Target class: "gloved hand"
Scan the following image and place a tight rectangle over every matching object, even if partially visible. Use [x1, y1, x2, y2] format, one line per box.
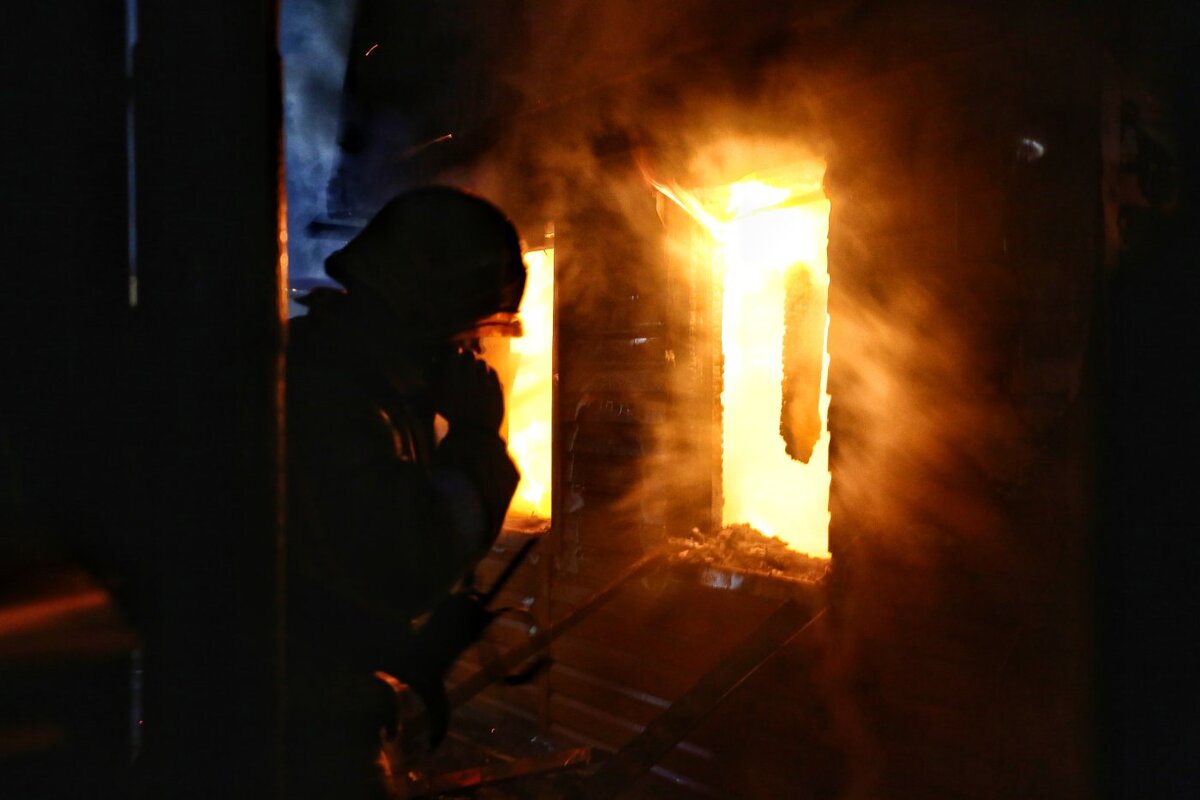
[386, 541, 539, 750]
[432, 350, 505, 435]
[393, 589, 495, 749]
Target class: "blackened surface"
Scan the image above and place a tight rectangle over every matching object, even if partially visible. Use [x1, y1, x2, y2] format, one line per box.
[1, 4, 132, 795]
[1098, 3, 1200, 794]
[0, 567, 138, 798]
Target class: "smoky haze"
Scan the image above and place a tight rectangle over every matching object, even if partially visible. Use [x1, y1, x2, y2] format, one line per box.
[281, 0, 358, 283]
[455, 6, 1073, 797]
[452, 0, 1033, 559]
[281, 3, 1099, 794]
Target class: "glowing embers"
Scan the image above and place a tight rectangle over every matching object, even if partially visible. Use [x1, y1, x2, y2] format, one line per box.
[661, 163, 831, 556]
[482, 247, 554, 524]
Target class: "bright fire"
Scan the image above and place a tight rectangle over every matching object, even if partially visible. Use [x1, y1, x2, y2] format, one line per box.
[499, 247, 554, 520]
[659, 165, 831, 556]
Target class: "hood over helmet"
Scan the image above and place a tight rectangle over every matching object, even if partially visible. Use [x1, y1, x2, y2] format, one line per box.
[325, 186, 526, 340]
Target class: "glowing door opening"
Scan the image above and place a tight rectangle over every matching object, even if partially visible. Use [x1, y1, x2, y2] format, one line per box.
[657, 161, 831, 556]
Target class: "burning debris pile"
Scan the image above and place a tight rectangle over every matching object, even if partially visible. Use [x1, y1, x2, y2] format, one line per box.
[671, 524, 829, 584]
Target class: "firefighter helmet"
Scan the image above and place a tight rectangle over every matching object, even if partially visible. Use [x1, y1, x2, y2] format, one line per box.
[325, 186, 526, 339]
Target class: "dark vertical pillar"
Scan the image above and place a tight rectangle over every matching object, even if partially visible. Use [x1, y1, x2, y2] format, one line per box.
[1097, 4, 1200, 794]
[133, 2, 284, 797]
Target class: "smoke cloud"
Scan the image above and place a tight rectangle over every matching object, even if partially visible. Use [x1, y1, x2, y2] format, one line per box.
[453, 5, 1077, 796]
[280, 0, 358, 284]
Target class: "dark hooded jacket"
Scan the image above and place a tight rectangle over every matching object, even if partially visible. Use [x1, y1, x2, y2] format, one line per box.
[285, 290, 518, 668]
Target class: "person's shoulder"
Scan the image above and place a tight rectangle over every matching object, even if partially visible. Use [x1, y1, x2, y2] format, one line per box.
[286, 316, 328, 381]
[287, 322, 367, 412]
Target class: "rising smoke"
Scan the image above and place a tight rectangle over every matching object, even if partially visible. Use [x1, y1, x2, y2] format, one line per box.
[280, 0, 358, 285]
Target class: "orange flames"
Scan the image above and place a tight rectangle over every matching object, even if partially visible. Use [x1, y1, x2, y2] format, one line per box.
[485, 247, 554, 522]
[489, 160, 831, 555]
[658, 162, 832, 556]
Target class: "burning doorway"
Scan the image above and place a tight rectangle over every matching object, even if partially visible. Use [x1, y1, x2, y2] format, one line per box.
[655, 159, 832, 557]
[480, 231, 556, 528]
[485, 152, 832, 560]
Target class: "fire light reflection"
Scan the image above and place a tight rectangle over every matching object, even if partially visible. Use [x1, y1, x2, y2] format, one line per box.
[487, 247, 554, 521]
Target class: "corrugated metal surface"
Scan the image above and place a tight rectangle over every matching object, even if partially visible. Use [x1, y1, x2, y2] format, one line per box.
[441, 535, 838, 797]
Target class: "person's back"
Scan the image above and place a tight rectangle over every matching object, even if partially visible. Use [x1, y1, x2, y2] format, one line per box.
[284, 187, 526, 797]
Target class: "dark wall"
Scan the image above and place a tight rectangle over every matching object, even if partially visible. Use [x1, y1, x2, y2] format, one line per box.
[822, 3, 1200, 798]
[0, 2, 131, 571]
[1097, 2, 1200, 795]
[2, 2, 286, 798]
[821, 6, 1105, 797]
[1, 9, 134, 794]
